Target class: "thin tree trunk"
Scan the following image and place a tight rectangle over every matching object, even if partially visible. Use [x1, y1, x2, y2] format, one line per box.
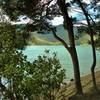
[70, 47, 83, 94]
[57, 0, 83, 95]
[51, 27, 83, 94]
[76, 0, 97, 89]
[90, 34, 97, 89]
[44, 0, 83, 95]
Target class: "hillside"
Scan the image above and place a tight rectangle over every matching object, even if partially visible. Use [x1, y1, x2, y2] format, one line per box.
[30, 25, 69, 43]
[28, 25, 73, 45]
[29, 32, 90, 45]
[28, 35, 61, 45]
[28, 25, 97, 45]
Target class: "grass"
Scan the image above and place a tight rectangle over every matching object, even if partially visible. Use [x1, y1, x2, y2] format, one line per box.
[27, 36, 61, 45]
[62, 70, 100, 100]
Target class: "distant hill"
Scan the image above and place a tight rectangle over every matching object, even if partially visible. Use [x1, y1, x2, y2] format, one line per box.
[30, 25, 69, 42]
[29, 25, 85, 45]
[28, 35, 61, 45]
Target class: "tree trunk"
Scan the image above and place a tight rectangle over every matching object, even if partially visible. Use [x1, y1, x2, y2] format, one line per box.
[90, 34, 97, 89]
[76, 0, 97, 90]
[46, 0, 83, 95]
[57, 0, 83, 95]
[52, 26, 83, 95]
[70, 47, 83, 94]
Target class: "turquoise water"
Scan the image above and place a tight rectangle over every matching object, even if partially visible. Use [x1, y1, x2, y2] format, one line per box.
[22, 45, 100, 80]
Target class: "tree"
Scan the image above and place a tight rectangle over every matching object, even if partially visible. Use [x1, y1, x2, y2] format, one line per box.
[0, 0, 83, 95]
[0, 22, 66, 99]
[75, 0, 100, 89]
[21, 51, 66, 100]
[56, 0, 83, 95]
[0, 22, 29, 99]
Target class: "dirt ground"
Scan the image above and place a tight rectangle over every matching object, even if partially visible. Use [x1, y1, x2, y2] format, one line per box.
[61, 71, 100, 100]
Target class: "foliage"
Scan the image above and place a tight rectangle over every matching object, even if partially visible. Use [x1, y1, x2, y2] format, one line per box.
[20, 51, 66, 100]
[0, 22, 29, 49]
[77, 26, 88, 34]
[95, 36, 100, 50]
[93, 21, 100, 34]
[0, 22, 65, 100]
[0, 50, 65, 99]
[89, 21, 100, 50]
[0, 0, 60, 32]
[0, 0, 84, 94]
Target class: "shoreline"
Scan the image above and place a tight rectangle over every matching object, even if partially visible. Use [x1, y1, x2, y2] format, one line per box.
[64, 70, 100, 99]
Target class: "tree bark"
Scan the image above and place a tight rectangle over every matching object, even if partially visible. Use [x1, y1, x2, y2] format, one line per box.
[70, 47, 83, 94]
[90, 34, 97, 89]
[44, 0, 83, 95]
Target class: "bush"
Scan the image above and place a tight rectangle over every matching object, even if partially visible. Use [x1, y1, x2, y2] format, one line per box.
[0, 49, 66, 100]
[21, 51, 66, 100]
[0, 22, 66, 100]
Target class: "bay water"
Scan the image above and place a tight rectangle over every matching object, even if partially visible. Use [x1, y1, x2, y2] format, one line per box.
[22, 45, 100, 80]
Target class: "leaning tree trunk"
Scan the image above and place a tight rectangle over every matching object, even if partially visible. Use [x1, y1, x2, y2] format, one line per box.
[77, 0, 97, 89]
[55, 0, 83, 95]
[51, 27, 83, 95]
[44, 0, 83, 95]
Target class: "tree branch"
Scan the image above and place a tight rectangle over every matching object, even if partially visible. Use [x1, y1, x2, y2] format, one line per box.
[74, 22, 88, 26]
[42, 22, 70, 52]
[51, 29, 70, 52]
[0, 82, 15, 100]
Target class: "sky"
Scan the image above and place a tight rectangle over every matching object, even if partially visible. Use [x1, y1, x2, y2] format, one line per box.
[50, 0, 100, 26]
[51, 16, 64, 26]
[2, 0, 99, 26]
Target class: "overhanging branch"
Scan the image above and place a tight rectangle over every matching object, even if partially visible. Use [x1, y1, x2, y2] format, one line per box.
[42, 21, 70, 52]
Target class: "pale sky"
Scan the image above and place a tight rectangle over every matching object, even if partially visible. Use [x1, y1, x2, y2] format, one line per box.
[51, 16, 64, 26]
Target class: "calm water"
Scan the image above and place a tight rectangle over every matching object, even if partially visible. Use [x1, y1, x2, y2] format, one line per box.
[22, 45, 100, 80]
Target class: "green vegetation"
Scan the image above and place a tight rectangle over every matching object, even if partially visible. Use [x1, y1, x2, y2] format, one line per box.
[94, 21, 100, 50]
[0, 22, 65, 100]
[28, 35, 61, 45]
